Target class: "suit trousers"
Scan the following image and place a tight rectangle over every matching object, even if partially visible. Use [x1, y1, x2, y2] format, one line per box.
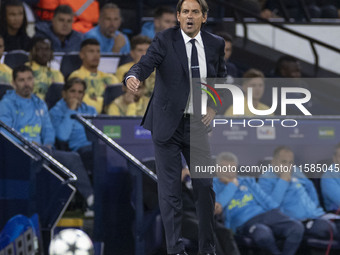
[153, 115, 216, 254]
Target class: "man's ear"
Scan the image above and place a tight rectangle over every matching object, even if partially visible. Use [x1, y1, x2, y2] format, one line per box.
[61, 90, 66, 99]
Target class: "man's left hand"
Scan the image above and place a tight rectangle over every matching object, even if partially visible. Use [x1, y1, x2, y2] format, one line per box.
[201, 106, 216, 126]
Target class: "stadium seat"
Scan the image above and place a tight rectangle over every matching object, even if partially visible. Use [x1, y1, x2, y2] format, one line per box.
[4, 50, 29, 69]
[45, 83, 64, 109]
[0, 84, 13, 101]
[60, 53, 82, 79]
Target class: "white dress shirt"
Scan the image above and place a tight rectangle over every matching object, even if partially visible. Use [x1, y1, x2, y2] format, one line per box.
[181, 29, 208, 115]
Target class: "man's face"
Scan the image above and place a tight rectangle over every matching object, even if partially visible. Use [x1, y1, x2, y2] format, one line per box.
[6, 5, 24, 31]
[242, 77, 265, 101]
[33, 41, 52, 66]
[154, 13, 176, 32]
[280, 61, 301, 78]
[224, 41, 232, 61]
[0, 38, 4, 58]
[52, 13, 73, 37]
[333, 148, 340, 165]
[272, 149, 294, 174]
[177, 0, 207, 38]
[80, 44, 100, 69]
[13, 71, 34, 98]
[63, 82, 85, 104]
[99, 8, 121, 38]
[130, 43, 150, 63]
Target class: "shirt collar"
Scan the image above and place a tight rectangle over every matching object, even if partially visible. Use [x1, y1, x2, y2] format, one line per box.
[180, 29, 203, 47]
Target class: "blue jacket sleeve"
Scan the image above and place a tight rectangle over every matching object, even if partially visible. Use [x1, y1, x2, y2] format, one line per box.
[49, 106, 77, 142]
[321, 171, 340, 209]
[258, 176, 289, 205]
[247, 178, 279, 210]
[0, 98, 20, 143]
[0, 98, 14, 127]
[213, 178, 238, 209]
[40, 103, 55, 146]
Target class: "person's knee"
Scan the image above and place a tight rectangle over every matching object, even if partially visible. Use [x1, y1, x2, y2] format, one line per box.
[288, 220, 304, 241]
[248, 224, 274, 244]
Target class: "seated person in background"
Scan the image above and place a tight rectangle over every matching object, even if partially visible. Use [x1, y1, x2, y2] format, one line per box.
[274, 55, 302, 78]
[215, 32, 239, 79]
[141, 6, 177, 40]
[59, 0, 99, 34]
[49, 77, 96, 173]
[26, 37, 64, 100]
[321, 142, 340, 212]
[116, 35, 155, 97]
[85, 3, 130, 54]
[225, 69, 272, 116]
[35, 5, 84, 52]
[258, 146, 340, 240]
[0, 65, 94, 214]
[106, 81, 149, 116]
[0, 0, 32, 52]
[0, 35, 12, 85]
[214, 152, 304, 255]
[68, 38, 120, 113]
[181, 166, 241, 255]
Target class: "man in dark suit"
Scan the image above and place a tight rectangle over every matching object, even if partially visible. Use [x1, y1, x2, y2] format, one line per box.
[125, 0, 226, 254]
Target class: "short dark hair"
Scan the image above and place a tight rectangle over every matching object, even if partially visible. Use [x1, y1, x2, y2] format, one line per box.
[54, 5, 74, 17]
[100, 3, 120, 16]
[154, 6, 175, 19]
[273, 145, 293, 159]
[64, 77, 87, 91]
[215, 32, 233, 43]
[275, 55, 299, 74]
[12, 65, 33, 81]
[80, 38, 100, 50]
[176, 0, 209, 16]
[131, 35, 151, 50]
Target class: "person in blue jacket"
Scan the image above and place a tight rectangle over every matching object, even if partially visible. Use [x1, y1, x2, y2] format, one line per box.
[141, 6, 177, 40]
[0, 65, 94, 215]
[214, 152, 304, 255]
[258, 146, 340, 240]
[84, 3, 130, 54]
[49, 77, 97, 172]
[321, 143, 340, 212]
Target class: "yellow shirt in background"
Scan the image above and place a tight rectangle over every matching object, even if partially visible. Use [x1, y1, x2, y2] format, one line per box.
[116, 62, 155, 97]
[107, 95, 150, 116]
[0, 63, 12, 85]
[69, 65, 120, 113]
[225, 100, 273, 116]
[27, 61, 64, 100]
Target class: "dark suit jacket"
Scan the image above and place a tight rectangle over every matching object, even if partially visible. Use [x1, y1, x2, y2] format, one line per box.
[126, 26, 226, 142]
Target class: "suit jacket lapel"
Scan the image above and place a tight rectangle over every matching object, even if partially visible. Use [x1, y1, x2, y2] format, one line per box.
[172, 28, 189, 77]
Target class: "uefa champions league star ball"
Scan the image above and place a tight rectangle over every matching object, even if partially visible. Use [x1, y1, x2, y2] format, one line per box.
[49, 228, 94, 255]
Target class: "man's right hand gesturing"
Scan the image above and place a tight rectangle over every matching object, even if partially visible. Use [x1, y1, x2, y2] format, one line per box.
[126, 76, 140, 93]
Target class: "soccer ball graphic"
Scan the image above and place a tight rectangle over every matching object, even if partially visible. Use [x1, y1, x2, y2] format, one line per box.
[49, 229, 94, 255]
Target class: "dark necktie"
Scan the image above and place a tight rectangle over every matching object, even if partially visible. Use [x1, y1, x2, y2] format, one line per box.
[190, 39, 201, 116]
